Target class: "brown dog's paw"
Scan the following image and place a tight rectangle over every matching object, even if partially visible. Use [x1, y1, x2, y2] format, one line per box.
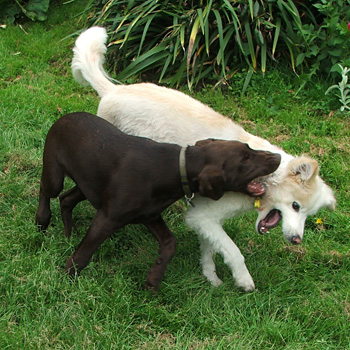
[35, 215, 51, 232]
[65, 257, 80, 277]
[145, 272, 162, 292]
[144, 280, 159, 293]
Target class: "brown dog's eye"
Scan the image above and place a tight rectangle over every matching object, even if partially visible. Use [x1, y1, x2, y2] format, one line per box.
[242, 153, 250, 161]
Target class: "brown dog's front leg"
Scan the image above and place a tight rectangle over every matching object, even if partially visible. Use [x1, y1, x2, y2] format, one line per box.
[59, 186, 86, 238]
[65, 210, 117, 276]
[144, 216, 176, 290]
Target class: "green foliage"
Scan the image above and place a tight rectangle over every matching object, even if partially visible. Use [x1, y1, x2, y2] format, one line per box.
[88, 0, 305, 88]
[0, 0, 51, 23]
[326, 64, 350, 112]
[295, 0, 350, 84]
[87, 0, 350, 88]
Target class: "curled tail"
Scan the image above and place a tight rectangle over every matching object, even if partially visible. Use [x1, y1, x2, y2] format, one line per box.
[72, 27, 117, 97]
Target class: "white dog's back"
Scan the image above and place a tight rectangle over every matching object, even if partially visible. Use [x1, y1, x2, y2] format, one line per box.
[72, 27, 277, 150]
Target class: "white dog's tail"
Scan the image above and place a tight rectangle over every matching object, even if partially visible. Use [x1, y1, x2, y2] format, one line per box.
[72, 27, 116, 98]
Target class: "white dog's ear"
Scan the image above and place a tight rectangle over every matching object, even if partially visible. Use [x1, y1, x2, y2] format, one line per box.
[289, 157, 319, 184]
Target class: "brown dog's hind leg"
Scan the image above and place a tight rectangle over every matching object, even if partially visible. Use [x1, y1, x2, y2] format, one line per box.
[35, 165, 64, 231]
[144, 216, 176, 290]
[35, 186, 52, 231]
[59, 186, 86, 238]
[65, 210, 117, 276]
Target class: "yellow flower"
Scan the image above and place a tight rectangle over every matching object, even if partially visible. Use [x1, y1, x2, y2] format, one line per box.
[316, 218, 323, 225]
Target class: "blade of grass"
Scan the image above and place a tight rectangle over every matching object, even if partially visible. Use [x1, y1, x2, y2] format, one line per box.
[119, 2, 160, 48]
[201, 1, 213, 57]
[197, 8, 204, 34]
[241, 69, 254, 95]
[171, 57, 187, 87]
[223, 0, 240, 22]
[213, 9, 226, 76]
[244, 20, 257, 70]
[261, 42, 267, 74]
[283, 35, 297, 74]
[170, 17, 182, 64]
[272, 17, 281, 58]
[187, 14, 201, 89]
[138, 13, 156, 56]
[159, 54, 173, 83]
[117, 45, 168, 79]
[248, 0, 254, 20]
[180, 23, 185, 51]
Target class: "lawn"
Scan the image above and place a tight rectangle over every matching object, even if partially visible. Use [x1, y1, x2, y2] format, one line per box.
[1, 1, 350, 349]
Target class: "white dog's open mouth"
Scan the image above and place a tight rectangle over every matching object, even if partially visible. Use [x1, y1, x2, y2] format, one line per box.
[258, 209, 282, 234]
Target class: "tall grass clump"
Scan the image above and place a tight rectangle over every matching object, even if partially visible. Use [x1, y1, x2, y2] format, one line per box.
[85, 0, 350, 88]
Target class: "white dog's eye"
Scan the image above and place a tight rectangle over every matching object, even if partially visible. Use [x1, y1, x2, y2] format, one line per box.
[292, 201, 300, 212]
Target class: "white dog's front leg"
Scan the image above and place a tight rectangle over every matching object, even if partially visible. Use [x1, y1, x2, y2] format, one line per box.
[186, 206, 255, 292]
[199, 236, 223, 287]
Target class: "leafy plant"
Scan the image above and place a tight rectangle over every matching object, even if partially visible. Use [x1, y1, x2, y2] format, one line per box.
[0, 0, 51, 23]
[85, 0, 350, 89]
[326, 64, 350, 112]
[87, 0, 308, 88]
[295, 0, 350, 81]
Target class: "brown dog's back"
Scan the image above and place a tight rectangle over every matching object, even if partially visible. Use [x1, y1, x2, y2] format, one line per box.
[42, 112, 180, 211]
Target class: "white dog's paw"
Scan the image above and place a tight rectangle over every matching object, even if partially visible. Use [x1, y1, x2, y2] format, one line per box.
[208, 275, 223, 287]
[202, 270, 223, 287]
[235, 274, 255, 292]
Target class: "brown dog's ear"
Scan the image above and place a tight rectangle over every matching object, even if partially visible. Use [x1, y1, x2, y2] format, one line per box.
[198, 165, 225, 200]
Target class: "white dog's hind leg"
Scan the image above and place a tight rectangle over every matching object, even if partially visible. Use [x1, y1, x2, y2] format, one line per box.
[186, 211, 255, 292]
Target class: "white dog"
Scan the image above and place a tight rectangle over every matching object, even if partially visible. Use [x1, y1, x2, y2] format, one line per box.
[71, 27, 336, 291]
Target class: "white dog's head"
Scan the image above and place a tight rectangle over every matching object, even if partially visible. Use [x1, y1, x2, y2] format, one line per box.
[256, 157, 336, 244]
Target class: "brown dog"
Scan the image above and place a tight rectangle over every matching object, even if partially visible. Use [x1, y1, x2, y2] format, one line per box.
[36, 112, 281, 289]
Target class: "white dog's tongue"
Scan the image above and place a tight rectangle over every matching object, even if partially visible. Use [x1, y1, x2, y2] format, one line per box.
[247, 180, 266, 197]
[258, 209, 282, 234]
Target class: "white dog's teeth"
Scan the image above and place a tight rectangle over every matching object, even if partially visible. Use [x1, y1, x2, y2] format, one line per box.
[260, 227, 269, 234]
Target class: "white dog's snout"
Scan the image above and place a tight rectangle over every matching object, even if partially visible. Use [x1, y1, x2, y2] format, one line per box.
[290, 235, 302, 245]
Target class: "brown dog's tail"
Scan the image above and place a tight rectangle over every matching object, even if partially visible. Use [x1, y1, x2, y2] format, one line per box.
[72, 26, 117, 98]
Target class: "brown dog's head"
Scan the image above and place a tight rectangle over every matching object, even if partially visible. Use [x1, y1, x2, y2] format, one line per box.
[194, 139, 281, 200]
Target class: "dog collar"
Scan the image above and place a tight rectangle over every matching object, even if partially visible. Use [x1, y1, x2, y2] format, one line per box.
[179, 147, 195, 207]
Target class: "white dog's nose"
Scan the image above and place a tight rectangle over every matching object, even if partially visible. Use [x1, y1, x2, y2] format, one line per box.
[291, 236, 302, 245]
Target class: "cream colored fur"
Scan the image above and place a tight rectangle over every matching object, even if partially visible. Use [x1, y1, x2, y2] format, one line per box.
[72, 27, 336, 291]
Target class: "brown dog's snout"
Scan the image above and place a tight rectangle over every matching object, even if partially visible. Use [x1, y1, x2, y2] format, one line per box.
[266, 152, 281, 172]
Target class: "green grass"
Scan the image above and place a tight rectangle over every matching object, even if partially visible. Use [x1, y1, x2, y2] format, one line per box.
[1, 1, 350, 349]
